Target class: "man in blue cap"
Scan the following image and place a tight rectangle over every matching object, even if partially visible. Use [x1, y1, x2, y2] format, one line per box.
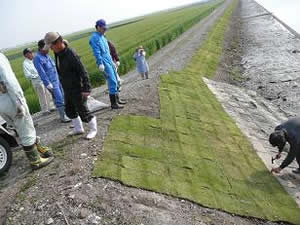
[89, 19, 126, 109]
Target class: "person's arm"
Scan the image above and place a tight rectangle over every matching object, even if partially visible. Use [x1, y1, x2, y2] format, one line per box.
[89, 37, 104, 66]
[108, 41, 119, 62]
[70, 49, 91, 93]
[0, 53, 25, 115]
[33, 57, 50, 87]
[23, 61, 37, 80]
[280, 144, 297, 169]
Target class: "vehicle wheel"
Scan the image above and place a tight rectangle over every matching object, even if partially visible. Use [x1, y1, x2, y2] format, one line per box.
[0, 136, 12, 174]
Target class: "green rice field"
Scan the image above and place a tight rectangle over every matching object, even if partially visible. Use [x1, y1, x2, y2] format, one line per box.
[4, 0, 222, 113]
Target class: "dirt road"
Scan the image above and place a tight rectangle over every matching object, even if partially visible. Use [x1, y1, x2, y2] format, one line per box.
[0, 0, 292, 224]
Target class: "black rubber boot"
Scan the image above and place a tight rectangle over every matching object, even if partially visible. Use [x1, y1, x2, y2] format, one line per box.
[116, 94, 127, 105]
[109, 94, 124, 109]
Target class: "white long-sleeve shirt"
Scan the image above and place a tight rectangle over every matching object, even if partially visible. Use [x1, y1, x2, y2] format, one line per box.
[23, 58, 40, 80]
[0, 52, 25, 106]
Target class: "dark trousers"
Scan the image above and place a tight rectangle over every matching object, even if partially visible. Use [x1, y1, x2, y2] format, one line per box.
[65, 91, 93, 123]
[296, 152, 300, 168]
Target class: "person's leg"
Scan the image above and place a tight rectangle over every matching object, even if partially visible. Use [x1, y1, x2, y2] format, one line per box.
[33, 81, 49, 113]
[106, 64, 123, 109]
[293, 151, 300, 174]
[145, 71, 149, 79]
[0, 95, 53, 169]
[46, 89, 55, 111]
[65, 92, 78, 120]
[52, 83, 70, 123]
[73, 93, 96, 139]
[140, 73, 145, 79]
[67, 92, 85, 136]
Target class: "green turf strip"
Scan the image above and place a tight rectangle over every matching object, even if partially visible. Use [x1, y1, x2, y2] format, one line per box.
[93, 1, 300, 224]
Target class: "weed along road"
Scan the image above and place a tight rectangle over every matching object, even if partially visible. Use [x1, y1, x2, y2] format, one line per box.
[1, 0, 300, 224]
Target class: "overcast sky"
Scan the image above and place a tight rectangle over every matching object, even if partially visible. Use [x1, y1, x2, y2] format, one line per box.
[256, 0, 300, 34]
[1, 0, 300, 50]
[0, 0, 202, 50]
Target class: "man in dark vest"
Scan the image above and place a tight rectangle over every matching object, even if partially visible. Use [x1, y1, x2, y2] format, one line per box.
[269, 117, 300, 174]
[44, 32, 97, 140]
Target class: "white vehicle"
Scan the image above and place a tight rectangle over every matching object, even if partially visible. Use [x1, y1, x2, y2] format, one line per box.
[0, 116, 18, 174]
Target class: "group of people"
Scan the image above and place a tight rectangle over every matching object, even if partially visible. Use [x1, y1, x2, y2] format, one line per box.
[0, 15, 299, 179]
[0, 18, 151, 171]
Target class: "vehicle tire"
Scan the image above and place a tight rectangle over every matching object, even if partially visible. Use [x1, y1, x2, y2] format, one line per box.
[0, 136, 12, 174]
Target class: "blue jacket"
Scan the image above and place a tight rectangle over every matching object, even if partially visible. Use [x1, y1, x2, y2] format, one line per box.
[89, 32, 114, 67]
[33, 52, 60, 87]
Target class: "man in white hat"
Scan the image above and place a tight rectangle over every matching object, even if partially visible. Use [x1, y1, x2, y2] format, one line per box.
[23, 48, 53, 115]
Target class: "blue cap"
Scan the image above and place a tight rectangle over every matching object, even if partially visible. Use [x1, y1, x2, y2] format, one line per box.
[95, 19, 107, 29]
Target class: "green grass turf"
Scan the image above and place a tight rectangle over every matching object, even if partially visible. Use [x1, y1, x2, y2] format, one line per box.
[93, 1, 300, 224]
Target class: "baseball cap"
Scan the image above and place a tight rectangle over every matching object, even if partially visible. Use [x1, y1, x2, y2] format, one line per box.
[23, 48, 32, 56]
[269, 130, 286, 151]
[43, 32, 61, 50]
[95, 19, 107, 29]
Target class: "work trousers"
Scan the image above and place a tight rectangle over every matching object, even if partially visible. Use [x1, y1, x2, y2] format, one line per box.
[31, 79, 52, 112]
[0, 94, 36, 146]
[65, 91, 93, 123]
[103, 62, 118, 95]
[49, 82, 65, 108]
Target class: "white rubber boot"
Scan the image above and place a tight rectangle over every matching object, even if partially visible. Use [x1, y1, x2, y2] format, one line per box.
[86, 116, 97, 140]
[68, 116, 84, 136]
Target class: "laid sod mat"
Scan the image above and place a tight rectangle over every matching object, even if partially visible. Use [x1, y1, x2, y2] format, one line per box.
[94, 1, 300, 224]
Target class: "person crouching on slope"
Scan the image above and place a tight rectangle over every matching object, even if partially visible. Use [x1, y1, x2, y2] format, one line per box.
[89, 19, 125, 109]
[0, 52, 53, 170]
[269, 117, 300, 174]
[44, 32, 97, 140]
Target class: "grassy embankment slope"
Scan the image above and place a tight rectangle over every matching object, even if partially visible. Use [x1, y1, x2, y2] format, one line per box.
[93, 1, 300, 224]
[5, 0, 222, 114]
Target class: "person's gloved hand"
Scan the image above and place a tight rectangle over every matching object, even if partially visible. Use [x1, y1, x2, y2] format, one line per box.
[16, 104, 25, 118]
[98, 64, 105, 72]
[116, 61, 120, 67]
[46, 83, 53, 91]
